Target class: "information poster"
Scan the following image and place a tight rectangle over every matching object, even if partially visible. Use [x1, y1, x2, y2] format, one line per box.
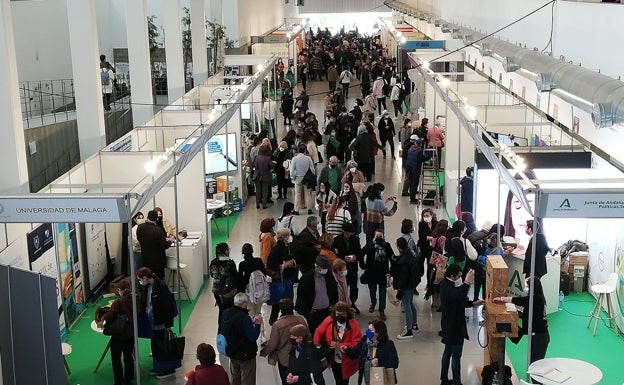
[27, 223, 66, 339]
[55, 223, 84, 324]
[85, 223, 107, 292]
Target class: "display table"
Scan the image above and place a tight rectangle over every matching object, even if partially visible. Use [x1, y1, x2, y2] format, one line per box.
[206, 199, 226, 234]
[528, 357, 602, 385]
[166, 231, 204, 301]
[90, 320, 110, 373]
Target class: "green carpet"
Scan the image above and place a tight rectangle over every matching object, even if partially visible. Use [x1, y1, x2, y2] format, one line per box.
[64, 213, 239, 385]
[506, 292, 624, 384]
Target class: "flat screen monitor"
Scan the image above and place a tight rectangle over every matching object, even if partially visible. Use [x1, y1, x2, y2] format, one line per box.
[175, 133, 238, 173]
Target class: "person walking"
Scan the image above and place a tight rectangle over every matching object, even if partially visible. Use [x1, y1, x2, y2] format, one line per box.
[345, 320, 398, 385]
[394, 237, 419, 339]
[362, 229, 395, 321]
[339, 67, 353, 99]
[289, 144, 315, 215]
[263, 97, 278, 139]
[260, 299, 309, 385]
[439, 265, 483, 385]
[219, 293, 263, 385]
[295, 255, 338, 335]
[327, 64, 339, 92]
[334, 222, 362, 314]
[377, 110, 396, 159]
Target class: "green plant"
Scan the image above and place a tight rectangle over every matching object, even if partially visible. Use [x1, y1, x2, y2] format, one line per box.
[147, 15, 160, 57]
[181, 7, 192, 86]
[206, 19, 226, 74]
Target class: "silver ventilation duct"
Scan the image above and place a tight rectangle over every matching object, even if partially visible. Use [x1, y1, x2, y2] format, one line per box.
[446, 28, 624, 129]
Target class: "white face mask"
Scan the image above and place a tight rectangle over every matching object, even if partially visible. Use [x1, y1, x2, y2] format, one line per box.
[349, 167, 356, 173]
[279, 147, 286, 152]
[454, 277, 463, 287]
[423, 216, 432, 223]
[341, 270, 348, 277]
[380, 191, 384, 198]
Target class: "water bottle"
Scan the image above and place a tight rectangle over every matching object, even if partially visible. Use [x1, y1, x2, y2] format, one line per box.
[558, 291, 565, 311]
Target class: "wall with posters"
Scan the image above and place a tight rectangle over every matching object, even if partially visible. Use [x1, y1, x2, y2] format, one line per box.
[55, 223, 85, 325]
[27, 223, 67, 340]
[85, 222, 108, 294]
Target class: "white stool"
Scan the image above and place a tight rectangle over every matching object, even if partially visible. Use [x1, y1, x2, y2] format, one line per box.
[587, 272, 619, 336]
[167, 256, 191, 301]
[61, 342, 72, 383]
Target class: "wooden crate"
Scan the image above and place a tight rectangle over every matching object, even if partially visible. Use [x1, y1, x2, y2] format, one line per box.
[486, 255, 508, 302]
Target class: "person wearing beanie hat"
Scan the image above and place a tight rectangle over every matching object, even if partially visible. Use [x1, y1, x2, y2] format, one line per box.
[136, 210, 172, 279]
[295, 253, 338, 335]
[333, 221, 363, 314]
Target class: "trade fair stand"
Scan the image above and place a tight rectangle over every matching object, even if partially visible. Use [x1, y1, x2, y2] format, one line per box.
[0, 55, 277, 385]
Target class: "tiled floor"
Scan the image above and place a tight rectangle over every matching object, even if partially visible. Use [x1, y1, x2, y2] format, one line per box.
[164, 78, 513, 385]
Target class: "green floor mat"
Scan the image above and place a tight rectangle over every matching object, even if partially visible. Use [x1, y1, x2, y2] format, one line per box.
[506, 291, 624, 384]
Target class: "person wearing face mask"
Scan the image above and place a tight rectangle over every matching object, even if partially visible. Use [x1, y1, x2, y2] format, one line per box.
[474, 233, 504, 302]
[209, 243, 239, 324]
[334, 223, 363, 314]
[260, 299, 310, 385]
[267, 229, 298, 325]
[286, 324, 322, 385]
[362, 230, 395, 321]
[439, 265, 483, 385]
[324, 128, 342, 164]
[316, 181, 337, 232]
[131, 211, 144, 270]
[136, 267, 177, 379]
[153, 207, 176, 238]
[313, 302, 362, 385]
[522, 219, 550, 279]
[364, 183, 397, 244]
[318, 156, 344, 195]
[273, 141, 292, 200]
[376, 110, 396, 160]
[295, 255, 338, 335]
[341, 160, 365, 184]
[345, 320, 398, 385]
[394, 237, 420, 340]
[417, 209, 438, 284]
[331, 259, 349, 303]
[101, 279, 137, 385]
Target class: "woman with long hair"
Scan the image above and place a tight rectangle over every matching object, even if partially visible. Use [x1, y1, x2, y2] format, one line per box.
[417, 208, 438, 284]
[364, 183, 397, 244]
[325, 198, 352, 237]
[316, 180, 337, 232]
[340, 182, 361, 235]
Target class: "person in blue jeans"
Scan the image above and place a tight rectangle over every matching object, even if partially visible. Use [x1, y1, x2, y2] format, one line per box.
[394, 237, 419, 339]
[362, 229, 395, 321]
[439, 264, 484, 385]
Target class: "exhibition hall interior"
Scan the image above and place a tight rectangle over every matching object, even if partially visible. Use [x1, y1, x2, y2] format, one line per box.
[1, 0, 624, 384]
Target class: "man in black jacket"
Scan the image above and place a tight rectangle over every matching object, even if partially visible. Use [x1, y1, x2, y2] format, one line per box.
[136, 267, 176, 379]
[294, 216, 321, 275]
[295, 255, 338, 335]
[523, 219, 550, 279]
[394, 237, 419, 339]
[136, 210, 172, 279]
[439, 265, 483, 385]
[219, 293, 263, 385]
[334, 223, 362, 314]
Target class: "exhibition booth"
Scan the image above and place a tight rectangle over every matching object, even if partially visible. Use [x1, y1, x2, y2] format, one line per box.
[0, 55, 277, 384]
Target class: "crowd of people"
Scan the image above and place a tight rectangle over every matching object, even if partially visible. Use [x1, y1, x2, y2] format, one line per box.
[98, 28, 551, 385]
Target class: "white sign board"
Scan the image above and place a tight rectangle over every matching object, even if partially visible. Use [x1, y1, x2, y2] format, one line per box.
[0, 196, 129, 223]
[537, 190, 624, 218]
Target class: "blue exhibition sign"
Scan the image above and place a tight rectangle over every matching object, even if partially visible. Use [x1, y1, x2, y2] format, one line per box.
[403, 40, 445, 50]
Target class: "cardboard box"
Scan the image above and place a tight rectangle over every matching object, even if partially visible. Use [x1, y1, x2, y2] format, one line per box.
[214, 192, 226, 201]
[486, 255, 509, 302]
[568, 251, 589, 274]
[216, 175, 234, 193]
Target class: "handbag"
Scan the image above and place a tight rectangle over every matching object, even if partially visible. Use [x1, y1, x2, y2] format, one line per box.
[370, 367, 397, 385]
[302, 168, 317, 189]
[151, 329, 186, 361]
[386, 277, 400, 307]
[269, 266, 294, 305]
[103, 313, 128, 336]
[360, 270, 370, 285]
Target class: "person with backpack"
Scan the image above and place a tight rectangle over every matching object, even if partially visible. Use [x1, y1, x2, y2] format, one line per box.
[339, 67, 353, 99]
[218, 293, 263, 385]
[100, 63, 115, 111]
[390, 80, 404, 118]
[210, 243, 239, 324]
[394, 237, 420, 339]
[238, 243, 267, 316]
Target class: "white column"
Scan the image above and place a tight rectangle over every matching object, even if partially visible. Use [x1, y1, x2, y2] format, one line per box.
[0, 0, 29, 193]
[207, 0, 223, 24]
[222, 0, 239, 48]
[66, 0, 106, 160]
[163, 0, 185, 103]
[125, 0, 154, 126]
[190, 0, 208, 85]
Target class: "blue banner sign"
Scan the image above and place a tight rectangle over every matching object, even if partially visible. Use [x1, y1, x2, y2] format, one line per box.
[403, 40, 445, 50]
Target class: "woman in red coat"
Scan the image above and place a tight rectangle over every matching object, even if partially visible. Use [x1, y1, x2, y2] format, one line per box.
[313, 302, 362, 385]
